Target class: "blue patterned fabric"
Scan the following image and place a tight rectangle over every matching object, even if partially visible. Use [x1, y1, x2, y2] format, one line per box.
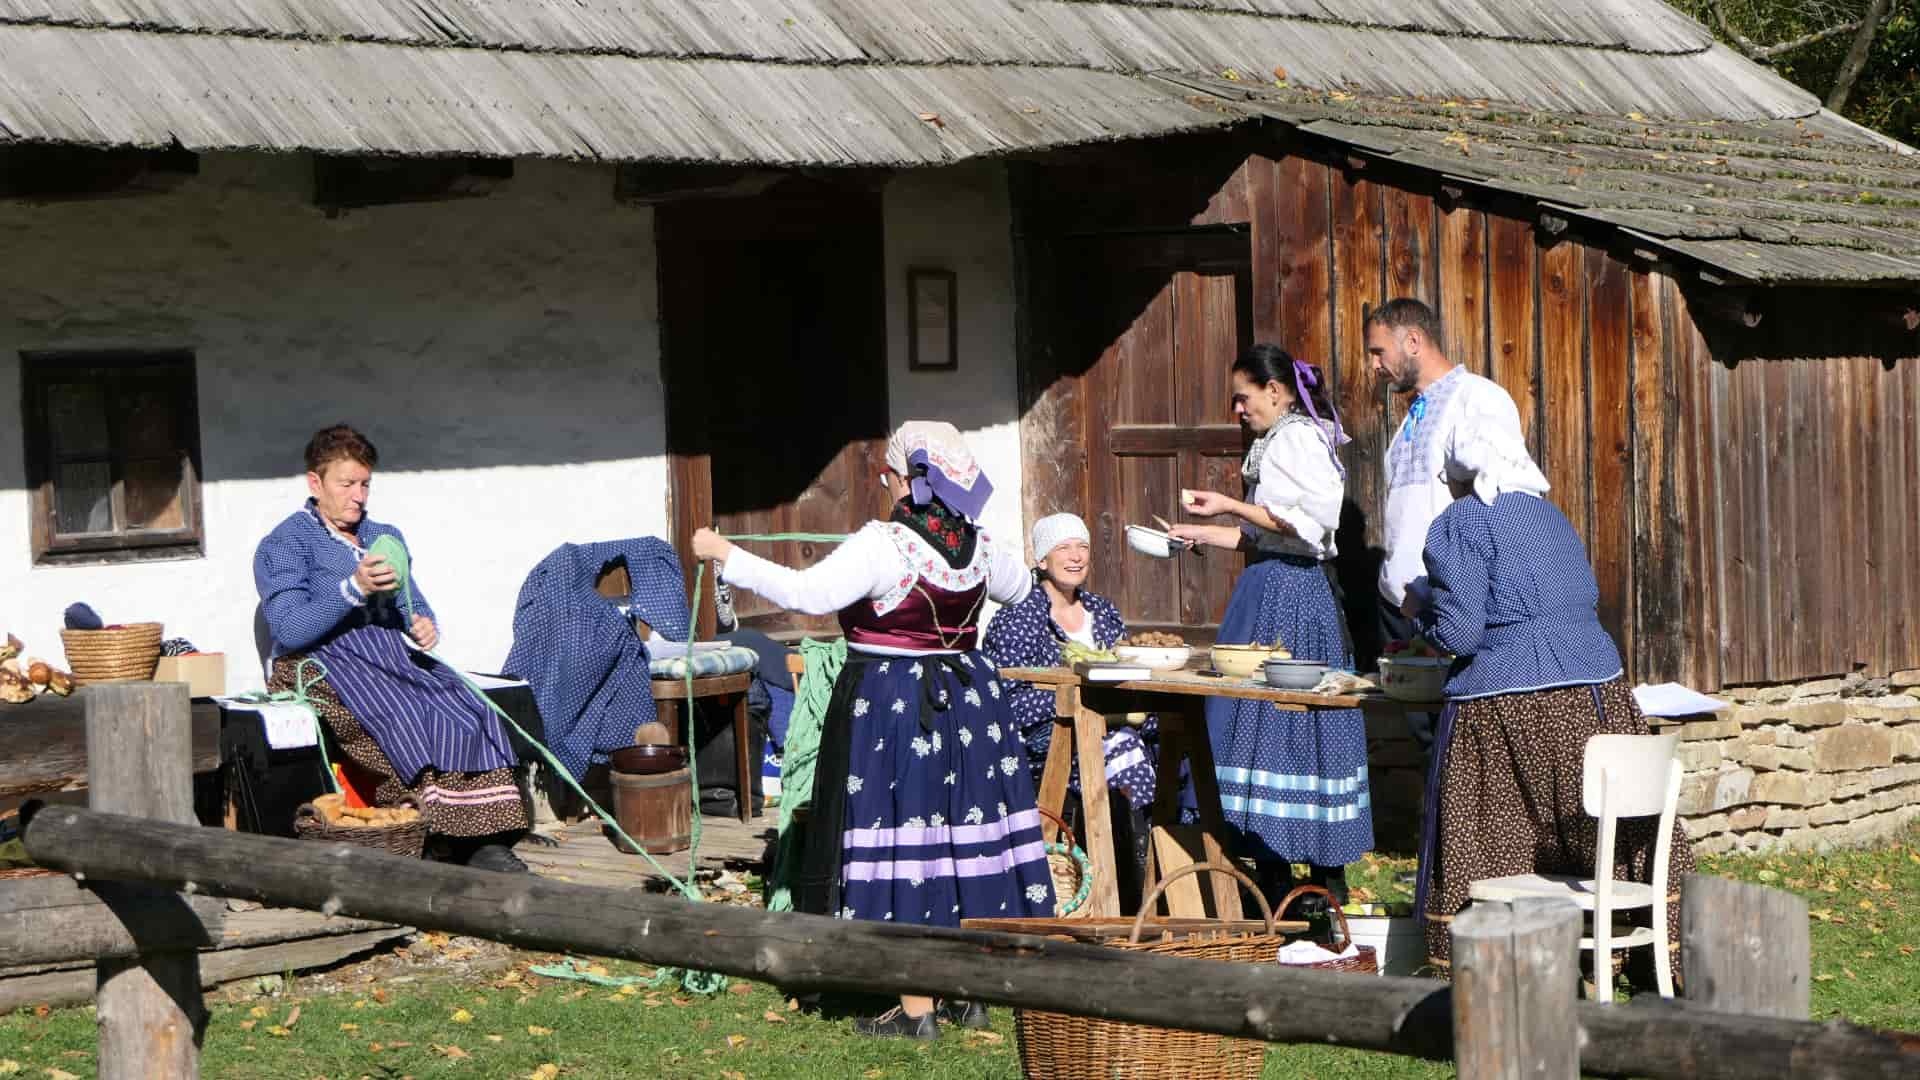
[1387, 366, 1469, 488]
[835, 654, 1055, 926]
[981, 582, 1159, 809]
[1415, 492, 1624, 700]
[1205, 556, 1373, 868]
[503, 539, 682, 779]
[254, 502, 514, 781]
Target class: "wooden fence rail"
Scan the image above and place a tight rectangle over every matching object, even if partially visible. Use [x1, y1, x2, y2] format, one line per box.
[13, 684, 1920, 1079]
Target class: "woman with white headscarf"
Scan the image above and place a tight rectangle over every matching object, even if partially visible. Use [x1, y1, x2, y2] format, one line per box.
[692, 422, 1051, 1040]
[1409, 426, 1695, 990]
[983, 513, 1158, 890]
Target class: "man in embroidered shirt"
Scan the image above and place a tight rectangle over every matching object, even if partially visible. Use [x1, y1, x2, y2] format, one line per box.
[1367, 298, 1528, 749]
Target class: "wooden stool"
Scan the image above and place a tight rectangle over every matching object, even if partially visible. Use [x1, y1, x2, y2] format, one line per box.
[650, 672, 754, 823]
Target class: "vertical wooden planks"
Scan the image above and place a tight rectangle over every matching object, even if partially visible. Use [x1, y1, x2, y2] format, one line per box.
[1674, 302, 1723, 690]
[1248, 154, 1281, 343]
[1439, 205, 1489, 375]
[1631, 273, 1675, 682]
[1742, 348, 1774, 687]
[1856, 353, 1883, 676]
[1450, 900, 1583, 1079]
[1382, 187, 1437, 431]
[1275, 156, 1334, 369]
[1586, 249, 1633, 669]
[1898, 357, 1920, 672]
[1487, 215, 1539, 456]
[1331, 172, 1386, 549]
[1764, 354, 1797, 680]
[1539, 239, 1588, 546]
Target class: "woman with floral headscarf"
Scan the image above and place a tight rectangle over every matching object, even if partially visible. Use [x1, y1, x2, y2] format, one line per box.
[692, 421, 1050, 1040]
[1409, 425, 1695, 990]
[1169, 343, 1370, 909]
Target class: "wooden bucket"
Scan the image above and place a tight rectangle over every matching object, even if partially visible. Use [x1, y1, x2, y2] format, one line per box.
[610, 767, 692, 855]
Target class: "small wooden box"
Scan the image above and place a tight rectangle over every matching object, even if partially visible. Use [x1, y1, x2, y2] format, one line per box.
[154, 653, 227, 698]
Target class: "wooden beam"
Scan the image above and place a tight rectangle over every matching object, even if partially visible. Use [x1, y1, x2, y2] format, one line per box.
[0, 692, 221, 800]
[1450, 899, 1582, 1079]
[1107, 424, 1245, 456]
[24, 808, 1920, 1079]
[83, 684, 205, 1079]
[0, 875, 223, 968]
[1682, 873, 1811, 1020]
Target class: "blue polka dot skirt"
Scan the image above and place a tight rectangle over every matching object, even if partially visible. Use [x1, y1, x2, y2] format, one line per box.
[834, 652, 1056, 927]
[1206, 556, 1374, 868]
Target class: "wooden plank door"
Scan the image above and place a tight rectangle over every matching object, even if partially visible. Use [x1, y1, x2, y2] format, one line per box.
[658, 180, 890, 637]
[1061, 231, 1251, 636]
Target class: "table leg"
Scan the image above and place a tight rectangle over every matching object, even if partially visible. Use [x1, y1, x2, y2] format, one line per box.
[656, 699, 682, 746]
[1035, 719, 1073, 845]
[1143, 722, 1188, 911]
[1181, 700, 1243, 919]
[732, 693, 752, 823]
[1072, 697, 1122, 918]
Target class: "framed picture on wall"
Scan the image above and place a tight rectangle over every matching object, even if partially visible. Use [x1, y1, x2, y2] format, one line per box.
[907, 268, 958, 371]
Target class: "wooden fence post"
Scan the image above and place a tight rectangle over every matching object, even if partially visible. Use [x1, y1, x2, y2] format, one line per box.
[1682, 872, 1810, 1019]
[86, 683, 205, 1079]
[1450, 898, 1583, 1079]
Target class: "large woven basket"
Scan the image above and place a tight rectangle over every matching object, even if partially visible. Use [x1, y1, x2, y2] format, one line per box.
[293, 794, 428, 859]
[59, 622, 163, 686]
[1011, 861, 1287, 1080]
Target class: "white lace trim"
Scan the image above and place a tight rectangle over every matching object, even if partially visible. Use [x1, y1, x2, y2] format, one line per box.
[870, 523, 993, 615]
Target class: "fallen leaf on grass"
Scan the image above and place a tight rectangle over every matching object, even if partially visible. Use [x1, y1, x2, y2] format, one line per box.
[282, 1006, 302, 1030]
[239, 1020, 257, 1032]
[563, 989, 590, 1002]
[763, 1010, 788, 1024]
[1899, 944, 1915, 957]
[672, 997, 693, 1008]
[1814, 973, 1835, 982]
[864, 1070, 887, 1079]
[451, 1008, 474, 1024]
[726, 1035, 749, 1050]
[351, 1000, 367, 1010]
[586, 964, 610, 978]
[249, 1005, 269, 1019]
[728, 983, 752, 996]
[528, 1067, 559, 1080]
[1756, 869, 1778, 883]
[266, 1026, 291, 1038]
[617, 984, 639, 997]
[1843, 968, 1858, 980]
[434, 1044, 470, 1060]
[0, 1061, 17, 1076]
[787, 998, 800, 1011]
[339, 1023, 359, 1033]
[31, 1007, 48, 1020]
[528, 1026, 554, 1036]
[44, 1069, 78, 1080]
[372, 989, 390, 1005]
[966, 1030, 1006, 1045]
[486, 1035, 504, 1044]
[1811, 908, 1833, 922]
[722, 1072, 748, 1080]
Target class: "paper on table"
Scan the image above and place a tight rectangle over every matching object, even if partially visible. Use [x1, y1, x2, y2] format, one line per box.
[1633, 682, 1729, 718]
[220, 698, 320, 750]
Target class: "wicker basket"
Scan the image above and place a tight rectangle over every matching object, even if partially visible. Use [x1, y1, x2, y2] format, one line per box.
[59, 622, 164, 687]
[293, 794, 428, 859]
[1011, 861, 1287, 1080]
[1273, 885, 1378, 974]
[1039, 807, 1093, 919]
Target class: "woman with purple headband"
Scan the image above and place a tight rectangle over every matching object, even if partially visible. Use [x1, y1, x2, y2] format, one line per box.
[1169, 343, 1372, 909]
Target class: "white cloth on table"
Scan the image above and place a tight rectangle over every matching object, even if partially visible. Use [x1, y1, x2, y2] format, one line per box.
[221, 698, 321, 750]
[1238, 414, 1344, 562]
[1380, 366, 1528, 608]
[718, 521, 1033, 657]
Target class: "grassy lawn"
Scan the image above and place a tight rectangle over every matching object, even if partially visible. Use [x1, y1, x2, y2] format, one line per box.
[2, 826, 1912, 1080]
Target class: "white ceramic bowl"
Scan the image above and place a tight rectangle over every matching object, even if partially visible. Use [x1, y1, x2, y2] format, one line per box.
[1262, 657, 1328, 689]
[1209, 643, 1275, 678]
[1125, 525, 1178, 558]
[1378, 656, 1449, 702]
[1113, 645, 1193, 671]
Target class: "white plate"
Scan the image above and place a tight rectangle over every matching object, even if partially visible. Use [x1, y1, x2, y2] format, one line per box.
[1113, 645, 1192, 671]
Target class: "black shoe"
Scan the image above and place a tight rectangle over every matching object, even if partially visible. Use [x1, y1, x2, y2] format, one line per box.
[936, 999, 990, 1030]
[464, 844, 530, 874]
[852, 1006, 940, 1040]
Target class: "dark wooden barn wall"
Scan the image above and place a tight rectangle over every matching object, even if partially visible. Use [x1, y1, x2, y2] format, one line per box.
[1691, 295, 1920, 688]
[1016, 137, 1704, 683]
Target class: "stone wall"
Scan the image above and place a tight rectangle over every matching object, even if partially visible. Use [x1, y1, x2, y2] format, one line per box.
[1360, 670, 1920, 856]
[1666, 670, 1920, 855]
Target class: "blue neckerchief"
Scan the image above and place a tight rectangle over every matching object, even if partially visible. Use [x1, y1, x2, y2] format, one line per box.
[1403, 394, 1429, 442]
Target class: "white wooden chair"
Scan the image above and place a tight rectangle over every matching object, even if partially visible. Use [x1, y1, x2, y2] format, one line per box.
[1466, 732, 1683, 1001]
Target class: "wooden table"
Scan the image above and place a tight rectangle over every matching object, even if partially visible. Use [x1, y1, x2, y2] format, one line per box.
[1000, 666, 1386, 920]
[651, 672, 755, 823]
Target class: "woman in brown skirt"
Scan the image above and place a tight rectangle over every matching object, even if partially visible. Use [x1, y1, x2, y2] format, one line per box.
[1405, 425, 1695, 992]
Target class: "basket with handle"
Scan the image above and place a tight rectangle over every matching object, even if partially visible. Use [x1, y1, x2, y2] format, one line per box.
[1272, 885, 1378, 974]
[59, 622, 163, 686]
[293, 794, 428, 859]
[1038, 806, 1094, 919]
[1010, 860, 1286, 1080]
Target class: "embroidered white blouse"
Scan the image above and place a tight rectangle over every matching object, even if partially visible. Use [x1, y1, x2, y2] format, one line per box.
[717, 521, 1033, 656]
[1380, 366, 1529, 608]
[1240, 416, 1344, 562]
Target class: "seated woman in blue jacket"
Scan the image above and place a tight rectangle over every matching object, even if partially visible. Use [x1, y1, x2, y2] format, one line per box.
[1409, 425, 1695, 988]
[254, 424, 526, 873]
